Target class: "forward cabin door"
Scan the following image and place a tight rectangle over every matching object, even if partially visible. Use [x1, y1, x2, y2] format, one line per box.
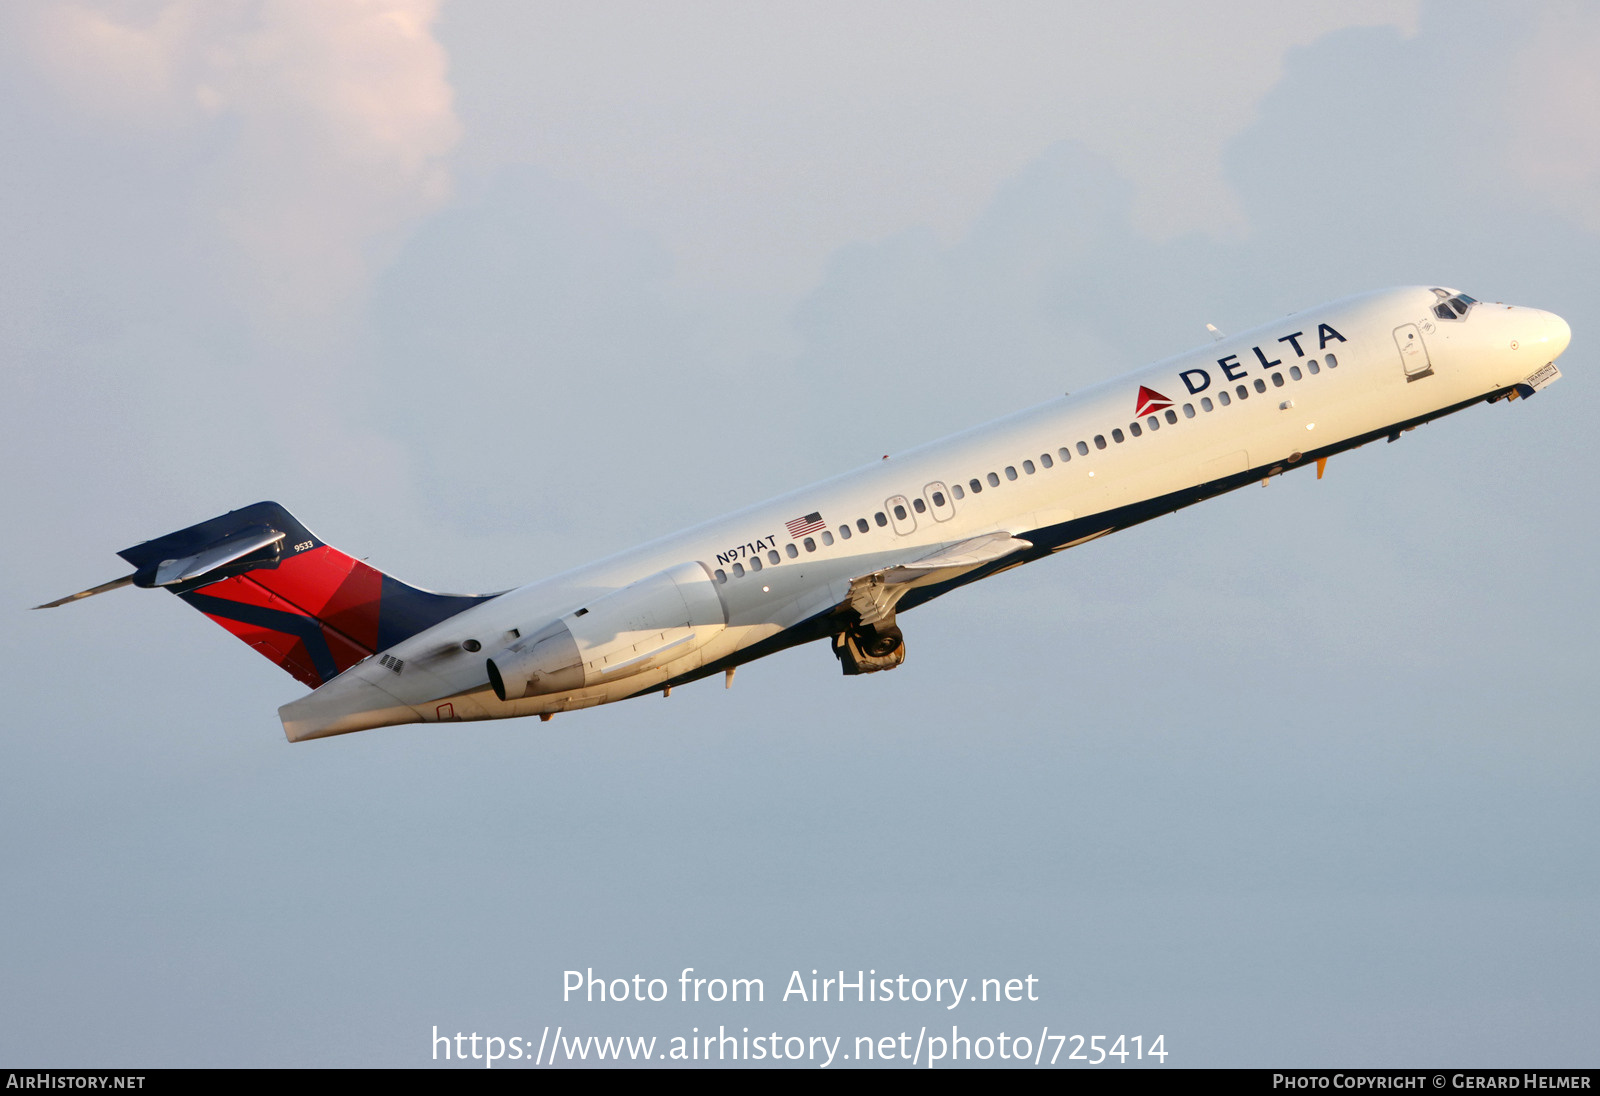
[1394, 323, 1434, 381]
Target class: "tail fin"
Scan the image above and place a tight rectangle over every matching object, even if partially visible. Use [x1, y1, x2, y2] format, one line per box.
[109, 502, 494, 689]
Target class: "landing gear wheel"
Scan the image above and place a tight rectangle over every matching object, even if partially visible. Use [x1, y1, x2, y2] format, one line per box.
[834, 622, 906, 675]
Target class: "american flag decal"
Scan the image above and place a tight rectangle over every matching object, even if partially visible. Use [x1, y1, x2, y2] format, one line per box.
[785, 512, 826, 538]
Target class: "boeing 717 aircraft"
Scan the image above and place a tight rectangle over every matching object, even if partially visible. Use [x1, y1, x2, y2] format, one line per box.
[37, 287, 1570, 741]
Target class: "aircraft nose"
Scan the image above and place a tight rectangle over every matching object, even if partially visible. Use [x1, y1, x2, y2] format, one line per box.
[1543, 311, 1572, 359]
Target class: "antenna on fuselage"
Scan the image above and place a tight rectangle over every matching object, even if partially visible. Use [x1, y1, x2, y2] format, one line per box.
[1206, 323, 1226, 342]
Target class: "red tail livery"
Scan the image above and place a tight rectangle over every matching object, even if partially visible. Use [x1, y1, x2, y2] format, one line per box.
[110, 503, 493, 689]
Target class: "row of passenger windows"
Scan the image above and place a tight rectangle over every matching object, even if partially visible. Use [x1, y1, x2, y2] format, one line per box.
[716, 543, 797, 581]
[715, 523, 845, 580]
[712, 353, 1339, 583]
[943, 353, 1340, 491]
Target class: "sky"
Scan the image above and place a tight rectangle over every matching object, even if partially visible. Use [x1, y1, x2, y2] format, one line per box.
[2, 0, 1597, 1069]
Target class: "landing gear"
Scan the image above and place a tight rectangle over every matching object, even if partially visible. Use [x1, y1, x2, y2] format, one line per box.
[834, 620, 906, 675]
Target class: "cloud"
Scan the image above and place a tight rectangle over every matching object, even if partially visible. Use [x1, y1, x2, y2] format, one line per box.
[435, 1, 1422, 297]
[1504, 2, 1600, 233]
[26, 0, 461, 317]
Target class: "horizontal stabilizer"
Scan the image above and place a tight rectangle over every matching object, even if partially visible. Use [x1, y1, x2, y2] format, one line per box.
[33, 573, 135, 610]
[151, 529, 286, 588]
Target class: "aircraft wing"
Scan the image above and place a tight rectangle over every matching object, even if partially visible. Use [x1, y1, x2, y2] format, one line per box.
[846, 532, 1032, 625]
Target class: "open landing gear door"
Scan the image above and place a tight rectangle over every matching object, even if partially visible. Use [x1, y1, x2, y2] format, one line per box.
[832, 532, 1032, 675]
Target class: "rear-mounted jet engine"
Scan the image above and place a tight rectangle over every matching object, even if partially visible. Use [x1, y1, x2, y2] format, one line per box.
[486, 561, 728, 700]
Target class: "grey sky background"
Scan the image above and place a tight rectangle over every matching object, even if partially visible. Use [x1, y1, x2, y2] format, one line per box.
[2, 0, 1596, 1067]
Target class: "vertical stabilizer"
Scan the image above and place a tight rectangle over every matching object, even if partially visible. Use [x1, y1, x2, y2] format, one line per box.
[110, 502, 494, 689]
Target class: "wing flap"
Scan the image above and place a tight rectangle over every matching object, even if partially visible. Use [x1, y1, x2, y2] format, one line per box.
[847, 533, 1032, 625]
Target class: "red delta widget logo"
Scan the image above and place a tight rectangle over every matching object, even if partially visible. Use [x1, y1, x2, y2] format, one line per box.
[1134, 386, 1172, 417]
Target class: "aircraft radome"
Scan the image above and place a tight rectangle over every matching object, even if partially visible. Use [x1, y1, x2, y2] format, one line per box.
[37, 287, 1571, 742]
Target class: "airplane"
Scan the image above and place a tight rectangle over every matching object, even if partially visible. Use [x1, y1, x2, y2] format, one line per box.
[36, 286, 1571, 742]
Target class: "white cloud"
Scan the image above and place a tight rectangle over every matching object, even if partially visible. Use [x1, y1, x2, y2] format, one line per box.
[28, 0, 461, 317]
[441, 0, 1420, 296]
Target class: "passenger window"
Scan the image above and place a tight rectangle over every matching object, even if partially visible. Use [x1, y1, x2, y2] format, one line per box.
[952, 484, 965, 499]
[1129, 422, 1142, 437]
[1183, 403, 1196, 418]
[733, 562, 745, 577]
[715, 568, 728, 583]
[1077, 441, 1089, 455]
[1004, 466, 1017, 480]
[1253, 379, 1266, 393]
[969, 478, 982, 494]
[859, 518, 872, 532]
[1326, 353, 1338, 368]
[1040, 453, 1053, 468]
[1236, 385, 1249, 399]
[839, 525, 852, 540]
[986, 472, 999, 487]
[1200, 397, 1213, 411]
[1289, 365, 1302, 380]
[768, 550, 780, 564]
[786, 543, 798, 558]
[932, 491, 946, 506]
[886, 495, 915, 534]
[821, 530, 834, 546]
[1165, 409, 1177, 424]
[912, 497, 926, 513]
[751, 556, 763, 571]
[1094, 435, 1106, 450]
[1271, 373, 1284, 387]
[1023, 460, 1035, 474]
[875, 512, 887, 527]
[803, 537, 816, 552]
[1218, 391, 1231, 406]
[1112, 429, 1125, 443]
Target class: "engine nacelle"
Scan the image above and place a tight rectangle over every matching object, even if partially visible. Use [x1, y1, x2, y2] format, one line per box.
[486, 561, 728, 701]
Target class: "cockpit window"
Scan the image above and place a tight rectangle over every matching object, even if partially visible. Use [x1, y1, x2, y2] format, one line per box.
[1433, 293, 1476, 321]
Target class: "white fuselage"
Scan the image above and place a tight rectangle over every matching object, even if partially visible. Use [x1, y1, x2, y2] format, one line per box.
[280, 287, 1570, 741]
